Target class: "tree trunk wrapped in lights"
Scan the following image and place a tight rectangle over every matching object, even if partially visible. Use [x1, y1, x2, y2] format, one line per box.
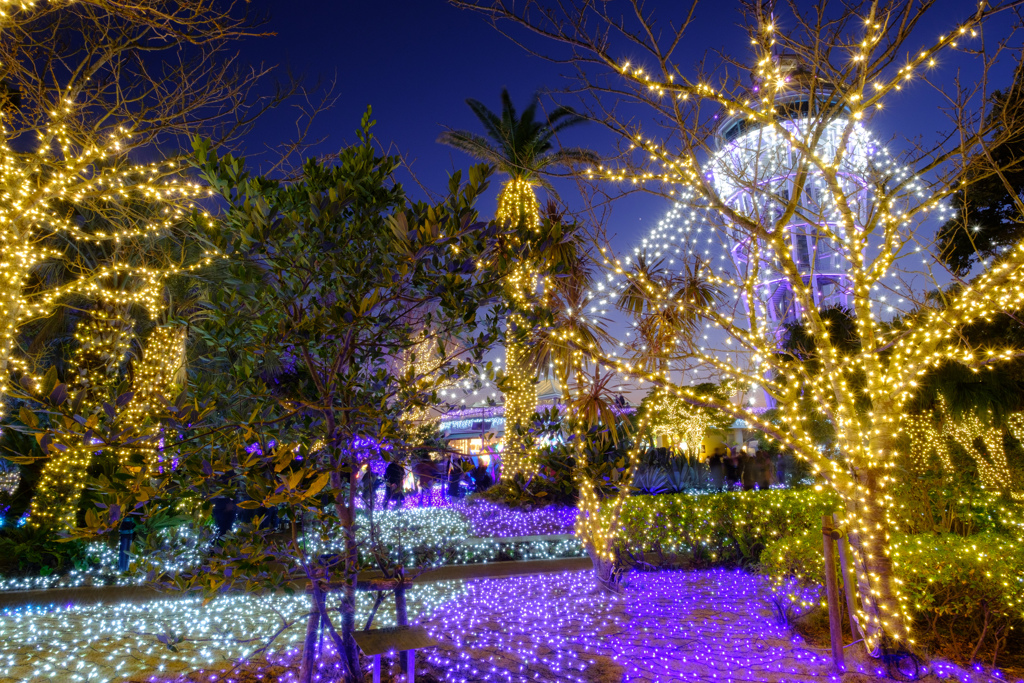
[943, 407, 1013, 494]
[28, 314, 188, 529]
[902, 412, 954, 473]
[0, 0, 283, 419]
[452, 0, 1024, 655]
[502, 260, 540, 477]
[497, 178, 542, 231]
[30, 303, 134, 529]
[124, 325, 188, 429]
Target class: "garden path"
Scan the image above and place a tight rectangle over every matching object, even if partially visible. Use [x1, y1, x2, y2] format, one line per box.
[419, 569, 845, 683]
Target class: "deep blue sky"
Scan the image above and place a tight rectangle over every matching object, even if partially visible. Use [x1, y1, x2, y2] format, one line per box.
[236, 0, 1018, 256]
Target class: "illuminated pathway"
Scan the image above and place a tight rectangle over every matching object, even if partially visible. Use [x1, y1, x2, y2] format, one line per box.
[1, 568, 1009, 682]
[420, 569, 841, 683]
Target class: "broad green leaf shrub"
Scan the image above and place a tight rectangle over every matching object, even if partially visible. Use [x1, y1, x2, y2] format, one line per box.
[889, 469, 1024, 540]
[761, 532, 826, 590]
[762, 528, 1024, 664]
[891, 532, 1024, 663]
[615, 487, 841, 566]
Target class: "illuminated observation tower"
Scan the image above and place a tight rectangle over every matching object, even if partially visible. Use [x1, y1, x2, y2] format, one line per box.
[708, 56, 870, 341]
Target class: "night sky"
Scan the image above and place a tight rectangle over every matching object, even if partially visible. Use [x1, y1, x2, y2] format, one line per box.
[236, 0, 1017, 257]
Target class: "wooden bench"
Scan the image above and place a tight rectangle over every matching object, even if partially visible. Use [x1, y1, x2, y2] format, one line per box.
[352, 625, 438, 683]
[308, 576, 434, 682]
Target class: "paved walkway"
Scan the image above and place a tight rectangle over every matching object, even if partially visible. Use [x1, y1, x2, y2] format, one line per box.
[419, 569, 843, 683]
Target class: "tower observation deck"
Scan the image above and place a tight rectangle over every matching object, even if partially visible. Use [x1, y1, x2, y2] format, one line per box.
[708, 56, 869, 341]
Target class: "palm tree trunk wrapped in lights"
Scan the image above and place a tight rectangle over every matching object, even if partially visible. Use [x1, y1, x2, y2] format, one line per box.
[439, 89, 598, 477]
[502, 307, 539, 476]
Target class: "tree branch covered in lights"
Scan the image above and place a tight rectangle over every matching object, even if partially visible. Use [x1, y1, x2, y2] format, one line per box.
[452, 0, 1024, 657]
[0, 0, 293, 420]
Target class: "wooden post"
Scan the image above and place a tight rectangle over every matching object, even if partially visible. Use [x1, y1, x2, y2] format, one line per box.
[833, 512, 861, 639]
[822, 515, 846, 672]
[372, 654, 381, 683]
[395, 581, 410, 675]
[406, 649, 416, 683]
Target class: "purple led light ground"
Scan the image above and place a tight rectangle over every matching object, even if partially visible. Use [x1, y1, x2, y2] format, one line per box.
[52, 568, 1016, 683]
[416, 569, 845, 683]
[415, 569, 1019, 683]
[353, 483, 578, 537]
[454, 500, 577, 537]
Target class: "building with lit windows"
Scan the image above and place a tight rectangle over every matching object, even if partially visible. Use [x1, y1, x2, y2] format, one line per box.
[440, 377, 564, 459]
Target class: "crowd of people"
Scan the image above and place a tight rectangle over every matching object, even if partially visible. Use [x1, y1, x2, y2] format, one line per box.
[705, 447, 784, 491]
[371, 456, 493, 510]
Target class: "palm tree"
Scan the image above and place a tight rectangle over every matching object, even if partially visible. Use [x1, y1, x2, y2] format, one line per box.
[617, 255, 719, 449]
[526, 208, 612, 399]
[617, 254, 720, 377]
[439, 91, 597, 477]
[438, 90, 597, 228]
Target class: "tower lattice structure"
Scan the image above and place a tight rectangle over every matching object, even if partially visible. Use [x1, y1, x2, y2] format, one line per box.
[709, 57, 871, 342]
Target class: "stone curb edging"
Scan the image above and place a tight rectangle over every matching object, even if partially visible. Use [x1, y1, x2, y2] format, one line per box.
[0, 556, 594, 611]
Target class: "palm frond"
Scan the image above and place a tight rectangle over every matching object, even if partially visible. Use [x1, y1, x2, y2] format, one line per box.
[500, 89, 519, 130]
[437, 130, 506, 167]
[465, 97, 507, 145]
[538, 147, 600, 170]
[546, 105, 590, 133]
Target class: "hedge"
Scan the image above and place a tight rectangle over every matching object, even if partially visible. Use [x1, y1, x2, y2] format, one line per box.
[616, 487, 841, 565]
[891, 532, 1024, 661]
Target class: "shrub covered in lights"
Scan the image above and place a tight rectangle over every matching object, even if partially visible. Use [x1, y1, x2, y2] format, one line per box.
[743, 485, 1024, 665]
[760, 531, 827, 590]
[892, 532, 1024, 664]
[760, 533, 831, 626]
[764, 529, 1024, 666]
[616, 487, 841, 566]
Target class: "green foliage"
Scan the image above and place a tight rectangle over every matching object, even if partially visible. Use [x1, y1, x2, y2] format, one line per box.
[615, 487, 841, 566]
[893, 532, 1024, 663]
[632, 465, 670, 496]
[754, 509, 1024, 665]
[477, 474, 556, 509]
[889, 467, 1024, 538]
[759, 533, 835, 626]
[0, 426, 44, 521]
[0, 526, 93, 576]
[36, 110, 504, 626]
[530, 447, 579, 505]
[761, 532, 826, 590]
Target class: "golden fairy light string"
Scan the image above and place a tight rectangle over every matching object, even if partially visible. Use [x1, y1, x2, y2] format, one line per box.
[29, 323, 187, 529]
[569, 8, 1022, 650]
[0, 104, 219, 421]
[496, 178, 540, 231]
